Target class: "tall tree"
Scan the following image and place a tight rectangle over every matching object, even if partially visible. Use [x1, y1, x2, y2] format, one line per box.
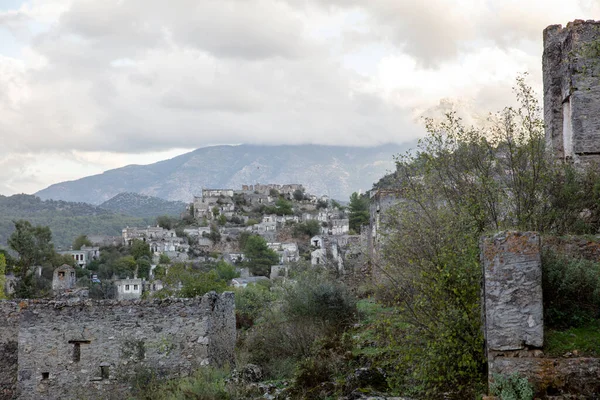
[72, 234, 92, 250]
[348, 192, 369, 233]
[130, 238, 152, 260]
[8, 220, 54, 278]
[244, 235, 279, 277]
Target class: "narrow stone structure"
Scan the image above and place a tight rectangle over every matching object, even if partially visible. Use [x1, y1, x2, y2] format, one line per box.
[481, 231, 544, 354]
[0, 292, 235, 400]
[544, 20, 600, 162]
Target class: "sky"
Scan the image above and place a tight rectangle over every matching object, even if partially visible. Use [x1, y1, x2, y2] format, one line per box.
[0, 0, 598, 196]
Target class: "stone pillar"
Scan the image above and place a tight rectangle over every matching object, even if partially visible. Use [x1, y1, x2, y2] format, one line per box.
[543, 20, 600, 162]
[481, 231, 543, 354]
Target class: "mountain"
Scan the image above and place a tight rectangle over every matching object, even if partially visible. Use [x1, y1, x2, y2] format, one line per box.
[99, 192, 187, 218]
[36, 143, 412, 204]
[0, 194, 153, 249]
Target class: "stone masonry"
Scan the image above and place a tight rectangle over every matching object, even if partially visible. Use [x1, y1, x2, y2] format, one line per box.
[0, 292, 235, 400]
[544, 20, 600, 162]
[481, 231, 543, 354]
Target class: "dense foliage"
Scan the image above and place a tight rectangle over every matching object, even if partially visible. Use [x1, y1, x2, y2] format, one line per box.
[542, 249, 600, 328]
[369, 76, 600, 398]
[242, 235, 279, 276]
[0, 194, 153, 248]
[348, 192, 369, 233]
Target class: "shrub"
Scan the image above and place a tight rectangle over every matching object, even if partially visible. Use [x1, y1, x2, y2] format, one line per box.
[542, 249, 600, 328]
[282, 276, 357, 329]
[490, 373, 534, 400]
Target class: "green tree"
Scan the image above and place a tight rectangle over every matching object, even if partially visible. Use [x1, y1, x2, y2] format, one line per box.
[274, 198, 293, 215]
[137, 256, 152, 279]
[8, 220, 55, 278]
[243, 235, 279, 276]
[0, 254, 6, 300]
[208, 224, 221, 243]
[113, 256, 137, 279]
[292, 220, 321, 238]
[372, 77, 556, 397]
[156, 215, 174, 230]
[348, 192, 369, 232]
[216, 260, 240, 281]
[293, 189, 305, 201]
[72, 234, 92, 250]
[158, 253, 171, 265]
[130, 239, 152, 260]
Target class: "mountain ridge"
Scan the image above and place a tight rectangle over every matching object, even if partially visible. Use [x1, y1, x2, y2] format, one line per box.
[36, 143, 413, 205]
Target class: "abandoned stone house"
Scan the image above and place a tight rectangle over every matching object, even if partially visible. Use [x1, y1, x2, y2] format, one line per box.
[122, 226, 177, 245]
[58, 246, 100, 268]
[0, 293, 235, 400]
[267, 242, 300, 264]
[183, 226, 211, 237]
[544, 20, 600, 163]
[328, 218, 350, 235]
[114, 278, 143, 300]
[241, 183, 304, 196]
[193, 189, 236, 220]
[51, 264, 77, 295]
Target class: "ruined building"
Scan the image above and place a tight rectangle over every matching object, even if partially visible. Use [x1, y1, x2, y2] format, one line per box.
[544, 20, 600, 162]
[0, 292, 235, 400]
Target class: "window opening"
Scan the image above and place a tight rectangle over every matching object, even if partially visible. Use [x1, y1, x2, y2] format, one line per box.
[68, 340, 91, 362]
[41, 372, 49, 380]
[100, 365, 110, 380]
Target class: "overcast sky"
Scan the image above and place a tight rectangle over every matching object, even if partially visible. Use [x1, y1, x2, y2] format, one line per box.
[0, 0, 598, 195]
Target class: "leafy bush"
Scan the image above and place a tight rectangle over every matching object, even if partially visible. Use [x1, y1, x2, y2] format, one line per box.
[282, 276, 357, 329]
[234, 283, 275, 329]
[490, 373, 534, 400]
[542, 249, 600, 328]
[292, 220, 321, 238]
[240, 273, 357, 380]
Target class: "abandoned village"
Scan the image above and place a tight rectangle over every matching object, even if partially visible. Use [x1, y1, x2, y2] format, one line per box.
[3, 19, 600, 400]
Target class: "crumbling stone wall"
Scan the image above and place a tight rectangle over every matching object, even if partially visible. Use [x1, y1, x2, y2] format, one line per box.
[0, 292, 235, 400]
[544, 20, 600, 162]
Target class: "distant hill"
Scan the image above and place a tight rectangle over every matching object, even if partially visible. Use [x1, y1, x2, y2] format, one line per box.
[35, 143, 414, 204]
[99, 192, 187, 218]
[0, 194, 153, 249]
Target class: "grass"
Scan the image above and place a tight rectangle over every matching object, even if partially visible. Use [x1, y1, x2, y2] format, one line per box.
[545, 320, 600, 357]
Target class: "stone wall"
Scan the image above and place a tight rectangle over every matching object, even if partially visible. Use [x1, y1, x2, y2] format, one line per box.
[544, 20, 600, 162]
[0, 292, 235, 400]
[0, 302, 19, 400]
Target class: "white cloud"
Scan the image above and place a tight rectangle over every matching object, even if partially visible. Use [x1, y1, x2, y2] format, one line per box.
[0, 0, 598, 195]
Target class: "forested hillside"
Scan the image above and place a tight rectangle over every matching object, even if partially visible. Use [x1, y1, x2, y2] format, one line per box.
[99, 192, 187, 218]
[0, 194, 153, 249]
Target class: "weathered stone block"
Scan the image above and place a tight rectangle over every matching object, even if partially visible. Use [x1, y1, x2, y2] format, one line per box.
[481, 231, 543, 352]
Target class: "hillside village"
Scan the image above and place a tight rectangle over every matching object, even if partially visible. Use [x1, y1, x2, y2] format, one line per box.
[3, 183, 368, 301]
